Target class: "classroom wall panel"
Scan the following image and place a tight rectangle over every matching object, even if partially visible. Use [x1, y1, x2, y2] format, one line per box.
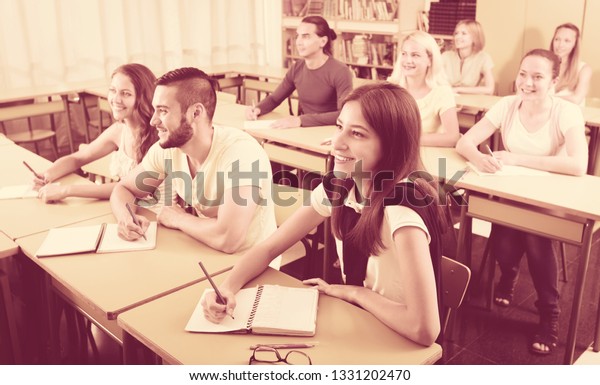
[522, 0, 585, 54]
[476, 0, 526, 96]
[581, 0, 600, 99]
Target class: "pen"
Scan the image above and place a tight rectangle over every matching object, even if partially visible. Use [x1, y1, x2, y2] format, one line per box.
[484, 144, 495, 158]
[249, 343, 317, 350]
[23, 161, 43, 179]
[125, 202, 147, 240]
[251, 99, 257, 121]
[198, 261, 234, 320]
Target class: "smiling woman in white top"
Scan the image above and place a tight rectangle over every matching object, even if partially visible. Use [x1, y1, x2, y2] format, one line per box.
[35, 63, 174, 210]
[388, 31, 460, 147]
[550, 23, 592, 107]
[456, 48, 588, 356]
[442, 19, 495, 95]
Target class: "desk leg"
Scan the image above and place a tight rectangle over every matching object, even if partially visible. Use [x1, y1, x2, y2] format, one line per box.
[564, 221, 593, 364]
[587, 126, 599, 175]
[123, 331, 161, 364]
[60, 95, 75, 154]
[456, 191, 472, 267]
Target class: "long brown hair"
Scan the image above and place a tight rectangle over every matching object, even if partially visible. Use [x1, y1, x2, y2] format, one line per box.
[330, 82, 443, 256]
[301, 15, 337, 56]
[112, 63, 157, 163]
[549, 23, 581, 92]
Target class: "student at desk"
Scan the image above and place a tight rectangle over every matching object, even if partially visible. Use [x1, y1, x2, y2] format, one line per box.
[441, 19, 495, 95]
[34, 63, 175, 210]
[388, 31, 460, 147]
[456, 49, 588, 355]
[549, 23, 591, 107]
[204, 83, 444, 346]
[246, 15, 353, 128]
[110, 67, 277, 256]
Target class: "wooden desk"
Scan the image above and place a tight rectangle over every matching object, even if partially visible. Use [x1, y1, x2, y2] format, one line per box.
[1, 80, 106, 154]
[0, 145, 112, 240]
[16, 213, 242, 342]
[420, 146, 468, 181]
[118, 268, 442, 364]
[204, 63, 288, 81]
[455, 171, 600, 364]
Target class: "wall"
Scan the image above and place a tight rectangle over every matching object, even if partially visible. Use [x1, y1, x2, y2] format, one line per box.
[477, 0, 597, 98]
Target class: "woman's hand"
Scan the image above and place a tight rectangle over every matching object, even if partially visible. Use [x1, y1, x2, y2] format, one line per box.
[472, 152, 503, 173]
[201, 288, 237, 324]
[492, 150, 518, 166]
[38, 184, 67, 203]
[303, 277, 356, 303]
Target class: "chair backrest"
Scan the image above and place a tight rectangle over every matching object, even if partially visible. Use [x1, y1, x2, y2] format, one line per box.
[217, 76, 243, 103]
[271, 183, 311, 227]
[440, 256, 471, 334]
[243, 78, 298, 115]
[216, 91, 237, 104]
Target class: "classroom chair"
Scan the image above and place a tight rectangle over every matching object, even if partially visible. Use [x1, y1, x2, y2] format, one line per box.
[242, 78, 298, 116]
[78, 144, 118, 184]
[71, 93, 113, 143]
[0, 97, 63, 159]
[216, 76, 243, 104]
[216, 91, 237, 104]
[440, 255, 471, 342]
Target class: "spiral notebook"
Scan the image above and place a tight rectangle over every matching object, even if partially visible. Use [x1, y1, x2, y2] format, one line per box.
[185, 285, 319, 336]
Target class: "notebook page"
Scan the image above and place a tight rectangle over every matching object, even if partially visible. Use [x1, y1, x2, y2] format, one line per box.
[185, 287, 258, 333]
[96, 222, 157, 253]
[243, 120, 276, 130]
[0, 185, 38, 199]
[466, 162, 550, 176]
[251, 285, 319, 336]
[37, 224, 104, 257]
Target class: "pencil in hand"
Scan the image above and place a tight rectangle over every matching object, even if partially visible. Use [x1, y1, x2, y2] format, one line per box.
[23, 161, 43, 180]
[198, 261, 235, 320]
[125, 202, 147, 241]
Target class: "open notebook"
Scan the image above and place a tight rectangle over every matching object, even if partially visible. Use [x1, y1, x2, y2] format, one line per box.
[0, 185, 39, 200]
[186, 285, 319, 337]
[466, 162, 550, 176]
[243, 120, 276, 130]
[36, 222, 157, 257]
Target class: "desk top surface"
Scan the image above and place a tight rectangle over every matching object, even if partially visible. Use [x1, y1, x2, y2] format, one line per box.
[0, 145, 113, 239]
[1, 80, 106, 104]
[16, 213, 240, 320]
[117, 268, 442, 365]
[457, 170, 600, 221]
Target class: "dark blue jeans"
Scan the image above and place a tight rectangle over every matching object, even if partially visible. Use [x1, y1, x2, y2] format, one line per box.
[490, 224, 560, 318]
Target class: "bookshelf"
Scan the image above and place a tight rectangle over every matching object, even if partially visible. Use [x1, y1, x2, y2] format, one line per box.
[281, 0, 424, 80]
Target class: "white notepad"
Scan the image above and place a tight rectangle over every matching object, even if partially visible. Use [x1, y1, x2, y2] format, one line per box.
[466, 162, 550, 176]
[185, 285, 319, 337]
[0, 185, 39, 200]
[243, 120, 276, 130]
[36, 222, 158, 257]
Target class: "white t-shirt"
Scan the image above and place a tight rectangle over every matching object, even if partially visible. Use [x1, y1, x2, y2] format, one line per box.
[484, 95, 585, 156]
[415, 85, 456, 134]
[310, 183, 430, 303]
[141, 124, 277, 254]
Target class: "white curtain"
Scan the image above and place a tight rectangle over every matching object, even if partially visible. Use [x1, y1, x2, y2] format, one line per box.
[0, 0, 282, 90]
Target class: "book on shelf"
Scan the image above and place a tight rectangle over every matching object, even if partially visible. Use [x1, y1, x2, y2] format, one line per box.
[185, 284, 319, 336]
[36, 222, 158, 258]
